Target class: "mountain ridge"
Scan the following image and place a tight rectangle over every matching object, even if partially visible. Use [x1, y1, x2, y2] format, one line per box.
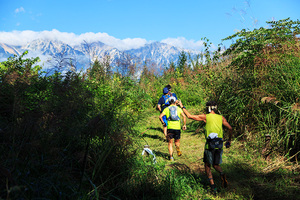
[0, 39, 201, 73]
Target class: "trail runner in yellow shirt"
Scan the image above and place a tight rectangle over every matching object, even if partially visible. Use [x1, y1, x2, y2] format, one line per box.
[178, 100, 233, 194]
[159, 97, 186, 161]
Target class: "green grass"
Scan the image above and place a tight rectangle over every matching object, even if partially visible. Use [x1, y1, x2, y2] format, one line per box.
[130, 108, 300, 200]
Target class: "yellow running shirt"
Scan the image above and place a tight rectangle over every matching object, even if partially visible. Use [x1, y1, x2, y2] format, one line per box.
[162, 105, 183, 130]
[205, 113, 223, 139]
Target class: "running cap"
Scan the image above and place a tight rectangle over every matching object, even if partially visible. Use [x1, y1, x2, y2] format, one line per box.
[163, 87, 169, 94]
[165, 84, 172, 90]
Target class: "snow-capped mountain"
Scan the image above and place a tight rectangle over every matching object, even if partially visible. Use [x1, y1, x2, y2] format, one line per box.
[0, 39, 201, 72]
[23, 39, 84, 57]
[75, 41, 114, 56]
[0, 43, 21, 61]
[125, 42, 181, 66]
[74, 41, 125, 64]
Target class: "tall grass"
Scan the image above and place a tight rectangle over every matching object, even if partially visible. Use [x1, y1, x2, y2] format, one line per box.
[0, 54, 140, 199]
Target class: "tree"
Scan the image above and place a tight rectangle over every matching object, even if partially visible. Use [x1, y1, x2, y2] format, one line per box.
[177, 51, 187, 73]
[0, 50, 41, 85]
[189, 53, 202, 71]
[102, 53, 112, 80]
[89, 59, 105, 82]
[47, 46, 76, 73]
[116, 53, 136, 78]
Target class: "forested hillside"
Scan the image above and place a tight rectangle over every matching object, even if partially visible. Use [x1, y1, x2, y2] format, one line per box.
[0, 18, 299, 199]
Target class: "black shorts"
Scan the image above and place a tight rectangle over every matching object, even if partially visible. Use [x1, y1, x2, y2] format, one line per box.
[166, 129, 181, 141]
[203, 148, 223, 165]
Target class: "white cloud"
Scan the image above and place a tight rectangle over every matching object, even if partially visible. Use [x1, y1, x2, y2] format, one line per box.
[161, 37, 205, 51]
[15, 7, 25, 13]
[0, 30, 207, 51]
[0, 30, 148, 50]
[75, 32, 148, 50]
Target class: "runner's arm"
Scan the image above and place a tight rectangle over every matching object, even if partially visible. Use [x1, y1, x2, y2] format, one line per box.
[159, 112, 165, 125]
[178, 101, 206, 121]
[157, 104, 162, 112]
[181, 111, 187, 130]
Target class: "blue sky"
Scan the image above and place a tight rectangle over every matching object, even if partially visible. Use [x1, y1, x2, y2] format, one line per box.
[0, 0, 299, 50]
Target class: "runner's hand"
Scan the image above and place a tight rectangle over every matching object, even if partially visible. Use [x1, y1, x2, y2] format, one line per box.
[178, 101, 183, 108]
[225, 141, 231, 148]
[182, 125, 187, 131]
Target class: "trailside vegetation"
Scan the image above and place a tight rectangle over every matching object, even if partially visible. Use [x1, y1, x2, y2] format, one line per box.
[0, 18, 299, 199]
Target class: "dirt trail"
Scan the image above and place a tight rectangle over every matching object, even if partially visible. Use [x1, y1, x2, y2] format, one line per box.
[141, 115, 207, 174]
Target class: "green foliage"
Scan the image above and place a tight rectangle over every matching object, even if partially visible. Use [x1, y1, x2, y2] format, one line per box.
[216, 18, 300, 157]
[88, 56, 112, 84]
[260, 59, 300, 102]
[0, 52, 138, 199]
[255, 102, 300, 154]
[172, 82, 206, 107]
[222, 18, 300, 70]
[177, 51, 188, 74]
[114, 156, 208, 200]
[202, 37, 213, 66]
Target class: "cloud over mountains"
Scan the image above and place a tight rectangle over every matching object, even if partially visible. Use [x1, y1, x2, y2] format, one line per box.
[0, 29, 205, 51]
[0, 29, 208, 76]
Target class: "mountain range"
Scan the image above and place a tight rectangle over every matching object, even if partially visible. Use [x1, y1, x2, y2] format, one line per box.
[0, 39, 201, 74]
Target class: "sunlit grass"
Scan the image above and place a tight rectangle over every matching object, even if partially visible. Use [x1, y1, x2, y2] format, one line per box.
[129, 108, 300, 200]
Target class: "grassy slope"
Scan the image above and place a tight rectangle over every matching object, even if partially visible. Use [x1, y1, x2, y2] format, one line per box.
[133, 108, 300, 200]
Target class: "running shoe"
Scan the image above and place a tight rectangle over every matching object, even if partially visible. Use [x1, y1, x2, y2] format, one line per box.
[170, 157, 174, 161]
[210, 184, 218, 195]
[176, 146, 182, 156]
[221, 174, 228, 188]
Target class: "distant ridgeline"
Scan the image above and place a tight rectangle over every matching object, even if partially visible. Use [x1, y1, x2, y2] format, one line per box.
[0, 40, 201, 75]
